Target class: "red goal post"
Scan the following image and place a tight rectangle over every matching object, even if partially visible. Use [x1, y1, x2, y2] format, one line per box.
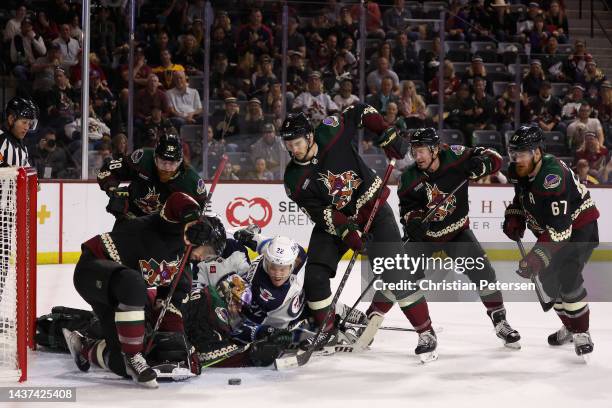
[0, 167, 37, 382]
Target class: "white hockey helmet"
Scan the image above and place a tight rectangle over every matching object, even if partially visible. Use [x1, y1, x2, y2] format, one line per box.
[263, 236, 300, 271]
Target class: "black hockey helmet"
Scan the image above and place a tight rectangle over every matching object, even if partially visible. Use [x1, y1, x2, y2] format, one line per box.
[155, 129, 183, 162]
[410, 127, 440, 148]
[280, 112, 313, 141]
[186, 213, 227, 255]
[5, 97, 39, 129]
[508, 125, 544, 152]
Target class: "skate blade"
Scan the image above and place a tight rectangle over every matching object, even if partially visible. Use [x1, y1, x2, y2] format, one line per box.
[61, 328, 90, 372]
[503, 340, 521, 350]
[153, 364, 196, 381]
[274, 354, 300, 370]
[418, 351, 438, 364]
[314, 346, 336, 356]
[577, 350, 593, 364]
[133, 378, 159, 389]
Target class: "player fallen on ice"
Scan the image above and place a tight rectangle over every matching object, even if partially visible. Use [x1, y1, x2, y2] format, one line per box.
[231, 226, 368, 348]
[63, 192, 205, 388]
[281, 104, 435, 356]
[504, 125, 599, 360]
[97, 129, 207, 226]
[393, 128, 521, 360]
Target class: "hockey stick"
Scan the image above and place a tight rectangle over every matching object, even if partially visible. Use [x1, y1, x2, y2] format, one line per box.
[274, 159, 397, 370]
[337, 178, 469, 335]
[145, 155, 229, 354]
[516, 239, 555, 312]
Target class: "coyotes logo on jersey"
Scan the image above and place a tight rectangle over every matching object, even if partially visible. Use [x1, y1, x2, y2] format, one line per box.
[135, 187, 162, 214]
[140, 257, 181, 286]
[318, 170, 362, 210]
[425, 183, 457, 222]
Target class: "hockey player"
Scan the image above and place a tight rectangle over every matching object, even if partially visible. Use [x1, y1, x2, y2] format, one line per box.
[97, 129, 207, 223]
[503, 125, 599, 359]
[0, 97, 39, 167]
[190, 213, 251, 289]
[280, 104, 435, 354]
[63, 192, 204, 388]
[395, 128, 521, 360]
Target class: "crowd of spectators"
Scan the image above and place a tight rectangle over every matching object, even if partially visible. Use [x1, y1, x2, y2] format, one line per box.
[1, 0, 610, 183]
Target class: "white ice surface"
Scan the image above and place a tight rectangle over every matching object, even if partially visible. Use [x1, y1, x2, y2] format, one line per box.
[4, 262, 611, 408]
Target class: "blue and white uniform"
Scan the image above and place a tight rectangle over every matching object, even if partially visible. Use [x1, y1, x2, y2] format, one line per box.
[232, 237, 308, 343]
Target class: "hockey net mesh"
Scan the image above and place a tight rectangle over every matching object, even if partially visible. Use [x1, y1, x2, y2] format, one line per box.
[0, 168, 19, 380]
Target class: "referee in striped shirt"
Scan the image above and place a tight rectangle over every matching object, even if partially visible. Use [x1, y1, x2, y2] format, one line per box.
[0, 97, 39, 168]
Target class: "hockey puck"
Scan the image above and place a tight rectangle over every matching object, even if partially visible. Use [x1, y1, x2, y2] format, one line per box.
[228, 378, 241, 385]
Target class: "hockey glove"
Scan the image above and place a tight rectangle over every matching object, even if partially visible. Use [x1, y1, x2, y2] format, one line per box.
[466, 156, 489, 179]
[402, 210, 430, 242]
[354, 186, 390, 227]
[255, 326, 292, 347]
[233, 224, 262, 250]
[105, 187, 129, 217]
[503, 207, 526, 241]
[378, 127, 409, 160]
[517, 246, 552, 278]
[332, 210, 366, 252]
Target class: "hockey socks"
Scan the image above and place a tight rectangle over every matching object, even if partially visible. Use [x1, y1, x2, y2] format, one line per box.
[115, 304, 146, 355]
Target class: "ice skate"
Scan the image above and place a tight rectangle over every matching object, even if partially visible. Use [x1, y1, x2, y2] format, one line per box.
[415, 329, 438, 364]
[490, 309, 521, 349]
[123, 352, 159, 389]
[62, 328, 93, 372]
[548, 325, 573, 346]
[572, 332, 594, 363]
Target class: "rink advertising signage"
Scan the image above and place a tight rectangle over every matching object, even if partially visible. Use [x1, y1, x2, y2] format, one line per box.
[36, 183, 612, 264]
[225, 196, 274, 228]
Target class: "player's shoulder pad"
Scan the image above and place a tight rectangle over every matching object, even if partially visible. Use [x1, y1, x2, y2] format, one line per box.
[398, 164, 421, 194]
[180, 165, 206, 195]
[283, 162, 305, 197]
[533, 154, 567, 195]
[443, 144, 468, 160]
[315, 114, 342, 147]
[131, 147, 155, 168]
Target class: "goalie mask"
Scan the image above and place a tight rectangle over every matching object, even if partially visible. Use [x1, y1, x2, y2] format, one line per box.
[263, 236, 299, 287]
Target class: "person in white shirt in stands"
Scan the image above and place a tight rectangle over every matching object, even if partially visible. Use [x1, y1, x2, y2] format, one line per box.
[567, 102, 605, 146]
[3, 4, 27, 43]
[52, 24, 80, 68]
[333, 78, 360, 111]
[10, 18, 46, 83]
[292, 71, 339, 126]
[167, 70, 203, 129]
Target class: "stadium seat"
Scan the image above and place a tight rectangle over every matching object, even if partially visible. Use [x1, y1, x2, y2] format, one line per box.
[453, 62, 471, 75]
[543, 131, 569, 155]
[550, 83, 571, 98]
[557, 44, 574, 55]
[493, 81, 509, 96]
[472, 130, 505, 154]
[439, 129, 465, 145]
[445, 41, 470, 62]
[188, 76, 204, 91]
[485, 63, 510, 82]
[422, 1, 446, 18]
[508, 63, 529, 77]
[415, 40, 434, 55]
[497, 42, 524, 54]
[471, 42, 498, 63]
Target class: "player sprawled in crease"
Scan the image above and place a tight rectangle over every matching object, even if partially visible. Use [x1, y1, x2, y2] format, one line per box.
[280, 104, 435, 356]
[63, 192, 206, 388]
[504, 125, 599, 361]
[97, 129, 207, 228]
[184, 219, 368, 367]
[395, 128, 521, 362]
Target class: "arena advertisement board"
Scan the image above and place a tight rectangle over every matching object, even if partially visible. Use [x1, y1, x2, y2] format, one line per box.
[36, 182, 612, 263]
